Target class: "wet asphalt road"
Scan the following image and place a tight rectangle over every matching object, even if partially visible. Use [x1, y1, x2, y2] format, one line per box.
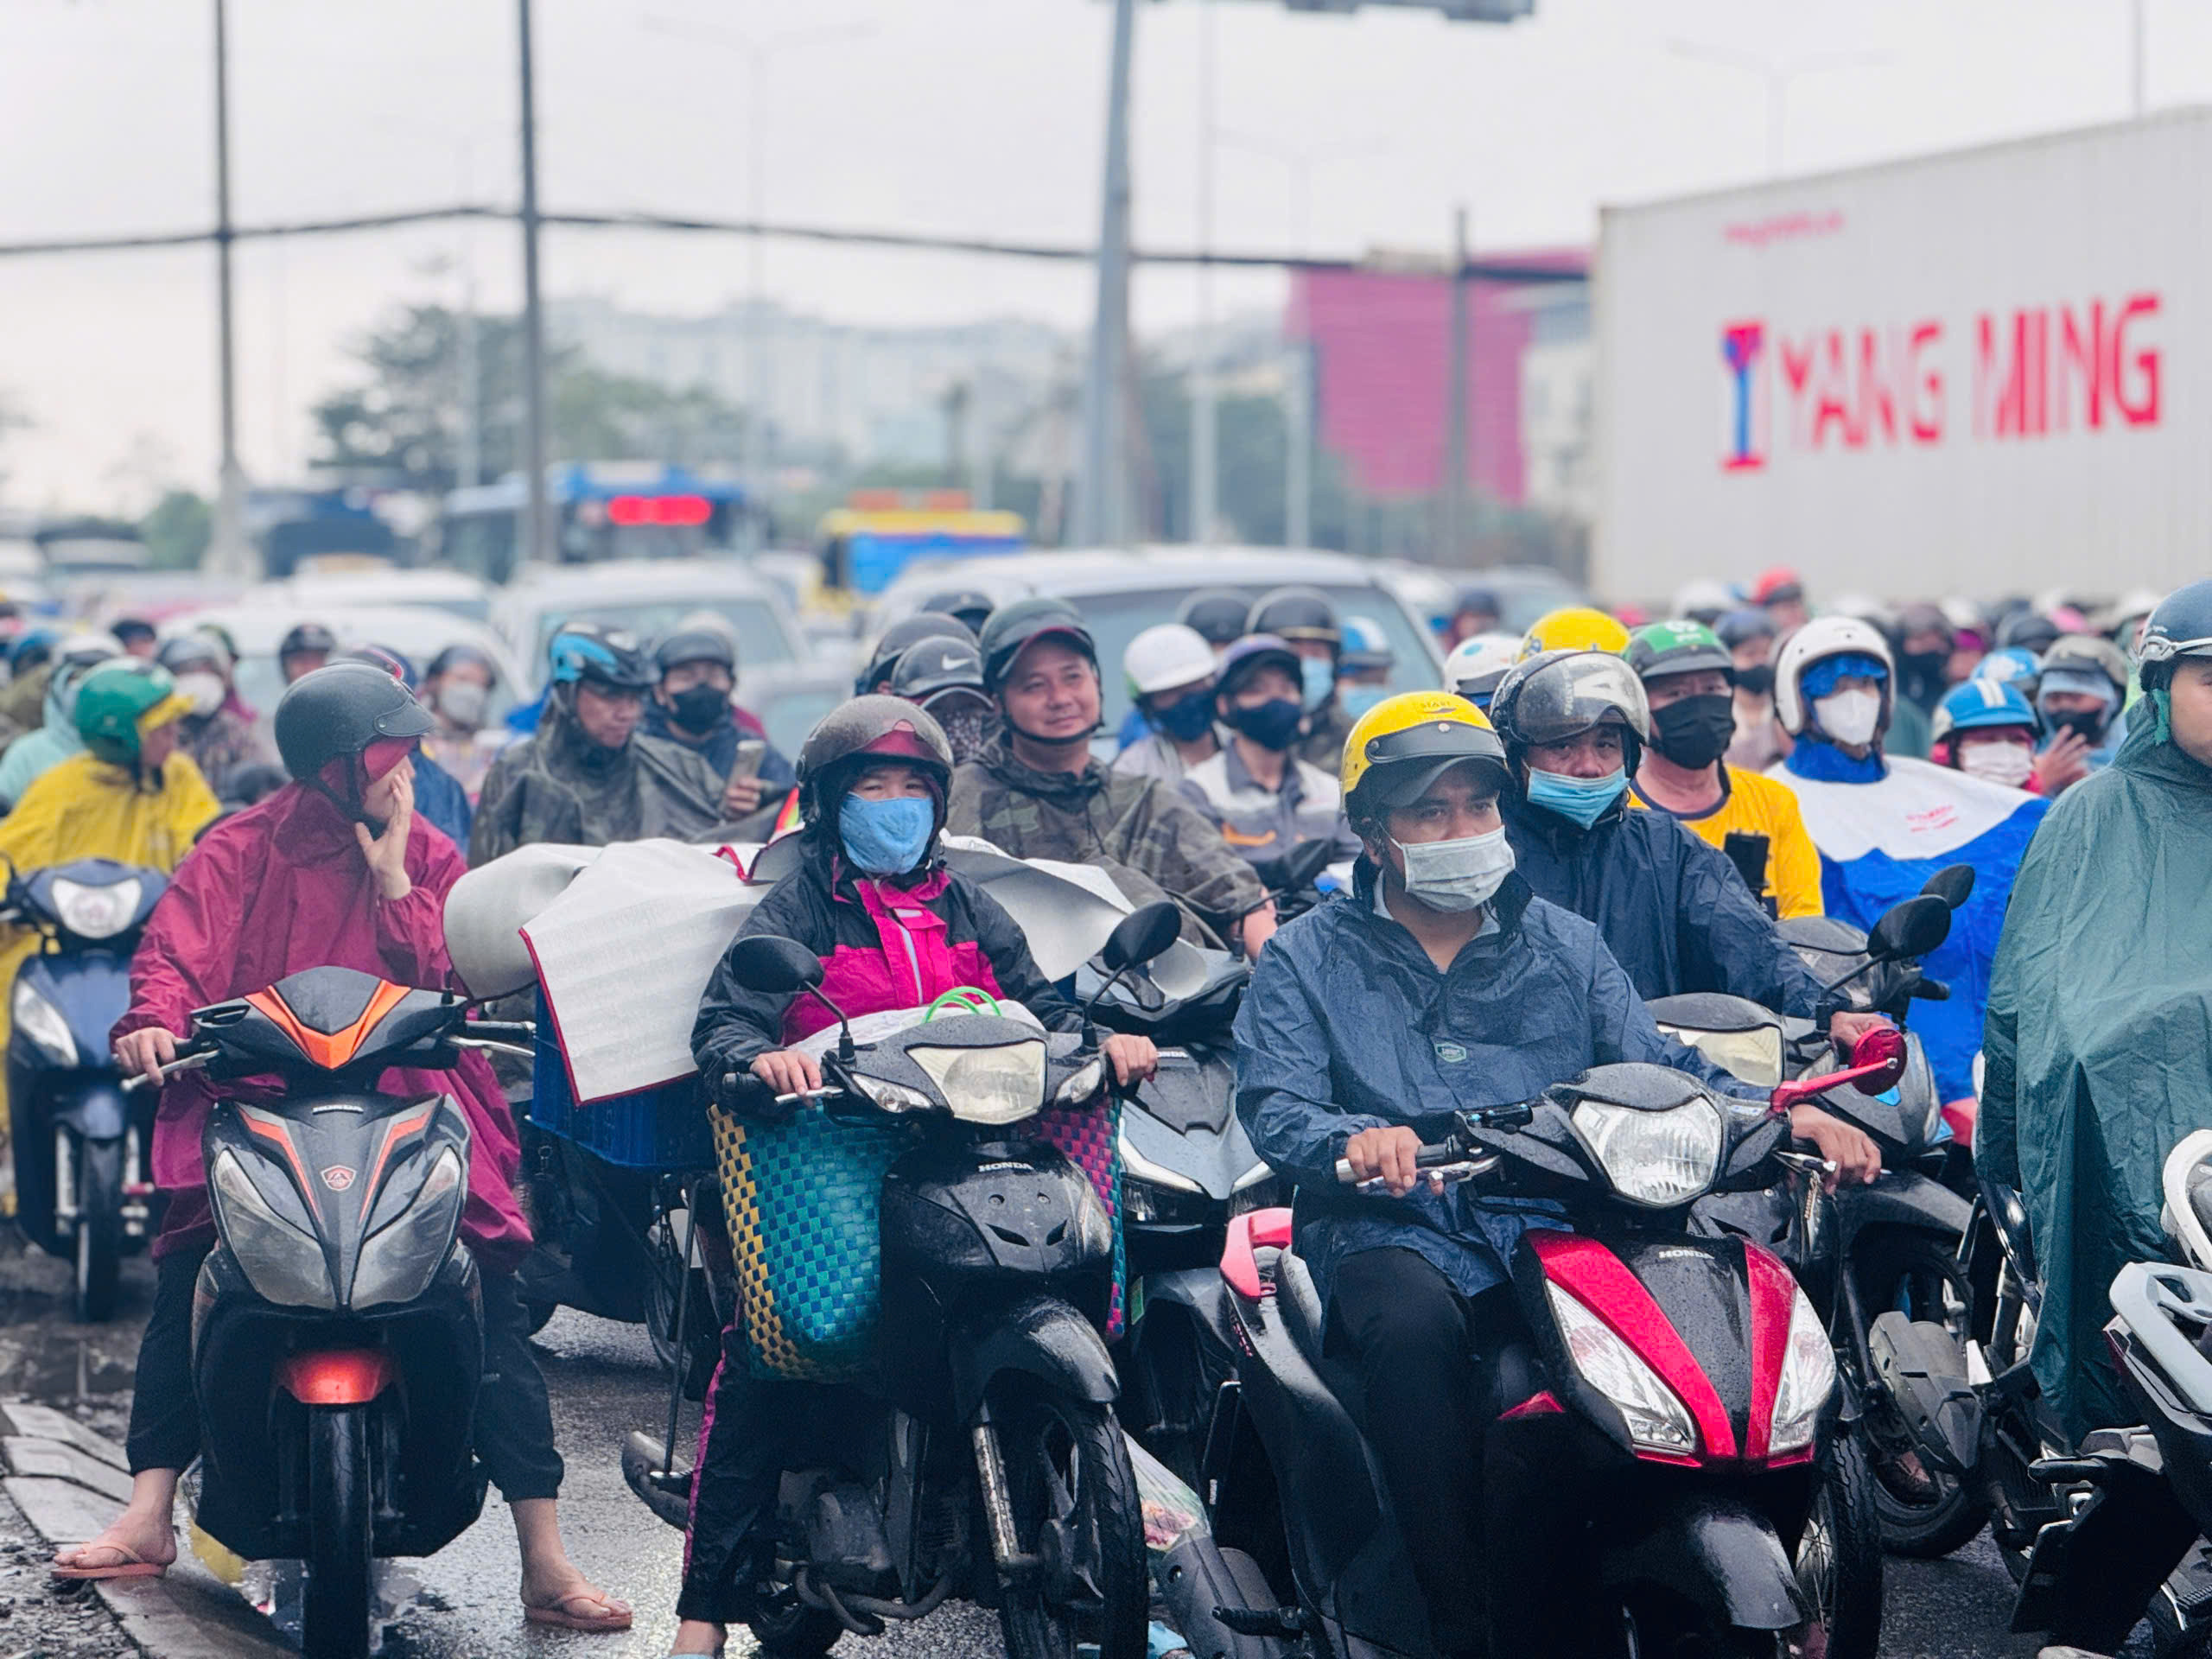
[0, 1232, 2151, 1658]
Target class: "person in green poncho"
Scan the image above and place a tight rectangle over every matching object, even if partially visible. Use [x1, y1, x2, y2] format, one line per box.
[1980, 580, 2212, 1466]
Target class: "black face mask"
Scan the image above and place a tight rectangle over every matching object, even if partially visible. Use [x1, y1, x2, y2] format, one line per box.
[2046, 707, 2111, 747]
[667, 683, 730, 733]
[1735, 664, 1775, 698]
[1650, 693, 1738, 770]
[1225, 698, 1304, 752]
[1899, 649, 1950, 702]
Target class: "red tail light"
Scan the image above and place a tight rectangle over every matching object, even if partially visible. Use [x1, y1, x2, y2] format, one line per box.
[276, 1349, 395, 1406]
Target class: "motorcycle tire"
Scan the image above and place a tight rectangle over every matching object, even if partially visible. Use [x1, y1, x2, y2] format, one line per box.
[1858, 1234, 1989, 1559]
[73, 1137, 123, 1325]
[995, 1386, 1147, 1659]
[522, 1298, 557, 1337]
[1798, 1433, 1885, 1659]
[746, 1590, 842, 1658]
[645, 1215, 720, 1402]
[302, 1404, 373, 1659]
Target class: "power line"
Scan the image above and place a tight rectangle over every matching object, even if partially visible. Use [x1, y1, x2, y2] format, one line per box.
[0, 201, 1586, 283]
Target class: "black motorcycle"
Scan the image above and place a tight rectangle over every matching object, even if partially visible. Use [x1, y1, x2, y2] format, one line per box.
[622, 903, 1183, 1659]
[4, 857, 168, 1320]
[130, 965, 534, 1659]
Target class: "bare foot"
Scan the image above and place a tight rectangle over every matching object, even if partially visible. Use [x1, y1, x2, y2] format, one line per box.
[52, 1504, 178, 1574]
[519, 1562, 632, 1632]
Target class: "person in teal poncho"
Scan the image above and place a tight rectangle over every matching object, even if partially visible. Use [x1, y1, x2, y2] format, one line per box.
[1980, 578, 2212, 1448]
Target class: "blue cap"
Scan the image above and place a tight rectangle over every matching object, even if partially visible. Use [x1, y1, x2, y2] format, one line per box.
[1933, 678, 2038, 745]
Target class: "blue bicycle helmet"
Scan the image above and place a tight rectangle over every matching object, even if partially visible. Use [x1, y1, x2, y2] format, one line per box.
[1931, 678, 2039, 747]
[545, 623, 653, 690]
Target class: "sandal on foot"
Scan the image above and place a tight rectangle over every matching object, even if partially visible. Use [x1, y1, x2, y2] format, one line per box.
[524, 1590, 634, 1632]
[52, 1542, 168, 1581]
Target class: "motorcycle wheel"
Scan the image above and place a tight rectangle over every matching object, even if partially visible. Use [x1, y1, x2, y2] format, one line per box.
[1796, 1434, 1885, 1659]
[73, 1137, 123, 1324]
[1859, 1236, 1988, 1559]
[302, 1405, 373, 1659]
[746, 1586, 843, 1658]
[995, 1387, 1147, 1659]
[645, 1213, 720, 1402]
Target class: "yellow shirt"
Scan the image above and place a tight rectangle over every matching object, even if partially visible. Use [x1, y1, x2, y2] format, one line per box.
[1631, 764, 1825, 921]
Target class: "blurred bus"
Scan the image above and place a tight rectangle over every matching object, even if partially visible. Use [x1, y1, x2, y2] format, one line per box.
[816, 491, 1024, 599]
[437, 462, 751, 585]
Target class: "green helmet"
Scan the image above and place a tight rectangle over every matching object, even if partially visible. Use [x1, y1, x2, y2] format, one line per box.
[75, 660, 187, 767]
[1624, 620, 1736, 686]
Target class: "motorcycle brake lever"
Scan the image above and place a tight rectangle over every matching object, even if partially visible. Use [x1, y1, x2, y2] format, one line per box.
[1350, 1155, 1500, 1197]
[120, 1051, 212, 1092]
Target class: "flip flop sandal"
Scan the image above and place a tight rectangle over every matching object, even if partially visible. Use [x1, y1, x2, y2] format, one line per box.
[524, 1591, 634, 1633]
[51, 1543, 168, 1581]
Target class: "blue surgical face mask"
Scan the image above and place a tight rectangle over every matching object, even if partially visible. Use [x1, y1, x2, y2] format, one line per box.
[839, 792, 937, 876]
[1300, 655, 1336, 712]
[1152, 686, 1217, 743]
[1339, 684, 1389, 720]
[1524, 766, 1627, 829]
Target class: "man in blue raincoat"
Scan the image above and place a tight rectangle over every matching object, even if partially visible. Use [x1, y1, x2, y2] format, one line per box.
[1236, 690, 1878, 1659]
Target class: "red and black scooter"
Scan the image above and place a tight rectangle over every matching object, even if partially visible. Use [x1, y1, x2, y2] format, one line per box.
[1176, 1040, 1905, 1659]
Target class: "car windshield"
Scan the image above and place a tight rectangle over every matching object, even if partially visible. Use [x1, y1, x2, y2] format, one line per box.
[532, 599, 794, 677]
[748, 682, 849, 758]
[1072, 584, 1439, 731]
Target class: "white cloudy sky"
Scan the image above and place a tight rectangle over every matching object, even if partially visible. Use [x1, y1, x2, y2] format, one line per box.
[3, 0, 2204, 507]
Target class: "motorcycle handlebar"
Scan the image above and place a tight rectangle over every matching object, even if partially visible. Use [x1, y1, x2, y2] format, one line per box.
[119, 1048, 213, 1092]
[1333, 1139, 1471, 1186]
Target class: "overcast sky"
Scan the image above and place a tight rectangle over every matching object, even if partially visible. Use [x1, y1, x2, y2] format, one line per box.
[3, 0, 2204, 508]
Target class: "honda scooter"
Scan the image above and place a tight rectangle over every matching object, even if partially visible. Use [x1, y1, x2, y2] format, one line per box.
[4, 857, 168, 1320]
[1183, 1039, 1906, 1659]
[621, 904, 1183, 1659]
[130, 965, 534, 1659]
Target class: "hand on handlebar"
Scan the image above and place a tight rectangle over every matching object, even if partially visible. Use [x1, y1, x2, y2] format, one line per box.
[1343, 1125, 1426, 1199]
[1101, 1032, 1157, 1090]
[749, 1048, 823, 1099]
[114, 1027, 181, 1084]
[1789, 1105, 1881, 1191]
[1827, 1010, 1893, 1054]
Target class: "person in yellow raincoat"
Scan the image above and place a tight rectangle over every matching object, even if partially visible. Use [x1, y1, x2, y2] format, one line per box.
[0, 661, 217, 1208]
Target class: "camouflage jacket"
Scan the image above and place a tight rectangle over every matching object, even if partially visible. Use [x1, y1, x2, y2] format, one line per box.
[178, 708, 280, 803]
[468, 693, 726, 867]
[946, 737, 1265, 936]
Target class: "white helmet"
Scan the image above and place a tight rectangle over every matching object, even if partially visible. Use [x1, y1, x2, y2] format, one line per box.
[1670, 577, 1737, 623]
[1774, 616, 1895, 737]
[1443, 631, 1522, 703]
[1123, 623, 1216, 698]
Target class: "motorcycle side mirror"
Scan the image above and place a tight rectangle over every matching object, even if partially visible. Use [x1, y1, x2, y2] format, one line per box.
[1275, 838, 1334, 896]
[1920, 864, 1976, 911]
[1846, 1026, 1908, 1094]
[728, 935, 855, 1060]
[1868, 894, 1951, 963]
[1102, 901, 1182, 974]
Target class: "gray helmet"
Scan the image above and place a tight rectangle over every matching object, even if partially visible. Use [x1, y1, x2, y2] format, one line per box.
[977, 597, 1095, 694]
[794, 695, 955, 825]
[2037, 633, 2129, 698]
[1489, 649, 1653, 758]
[2138, 580, 2212, 690]
[156, 633, 224, 677]
[654, 627, 736, 677]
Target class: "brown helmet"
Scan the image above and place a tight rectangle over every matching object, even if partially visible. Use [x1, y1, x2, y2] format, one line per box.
[794, 695, 954, 826]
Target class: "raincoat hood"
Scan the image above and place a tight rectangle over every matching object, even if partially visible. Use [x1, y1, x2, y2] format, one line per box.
[1978, 709, 2212, 1442]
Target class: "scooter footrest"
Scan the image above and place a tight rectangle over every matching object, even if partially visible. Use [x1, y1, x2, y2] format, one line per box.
[1213, 1606, 1314, 1637]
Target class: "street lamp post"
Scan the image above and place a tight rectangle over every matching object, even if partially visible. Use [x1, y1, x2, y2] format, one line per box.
[207, 0, 251, 577]
[517, 0, 550, 567]
[1077, 0, 1138, 548]
[1191, 0, 1218, 546]
[1666, 39, 1893, 177]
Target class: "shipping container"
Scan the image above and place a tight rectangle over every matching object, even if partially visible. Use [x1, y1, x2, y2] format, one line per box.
[1595, 110, 2211, 602]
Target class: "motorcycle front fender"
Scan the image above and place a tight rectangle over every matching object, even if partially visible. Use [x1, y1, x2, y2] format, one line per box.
[49, 1080, 130, 1143]
[1840, 1169, 1972, 1252]
[1600, 1492, 1809, 1633]
[950, 1291, 1118, 1425]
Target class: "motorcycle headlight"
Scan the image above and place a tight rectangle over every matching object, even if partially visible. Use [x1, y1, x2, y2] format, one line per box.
[211, 1147, 336, 1310]
[909, 1039, 1046, 1126]
[1766, 1285, 1838, 1457]
[1052, 1057, 1105, 1107]
[854, 1073, 937, 1113]
[49, 876, 143, 941]
[1546, 1281, 1698, 1457]
[351, 1146, 467, 1311]
[12, 980, 75, 1065]
[1570, 1096, 1725, 1208]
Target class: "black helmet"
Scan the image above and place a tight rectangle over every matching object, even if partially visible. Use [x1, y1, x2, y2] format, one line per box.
[1213, 634, 1304, 702]
[273, 661, 435, 784]
[1248, 586, 1341, 652]
[547, 622, 655, 691]
[889, 635, 986, 702]
[2138, 579, 2212, 690]
[654, 627, 736, 677]
[859, 613, 976, 696]
[1996, 610, 2063, 656]
[917, 589, 996, 635]
[977, 597, 1096, 694]
[794, 694, 955, 828]
[279, 621, 338, 661]
[1489, 648, 1653, 766]
[1176, 588, 1253, 648]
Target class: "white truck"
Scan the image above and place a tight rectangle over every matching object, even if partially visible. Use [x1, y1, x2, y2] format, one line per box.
[1594, 110, 2209, 603]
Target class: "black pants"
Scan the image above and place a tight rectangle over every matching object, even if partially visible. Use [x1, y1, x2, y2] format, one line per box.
[677, 1319, 877, 1625]
[1326, 1248, 1524, 1656]
[125, 1243, 565, 1503]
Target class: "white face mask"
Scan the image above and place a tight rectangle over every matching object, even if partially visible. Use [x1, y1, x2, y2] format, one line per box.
[1813, 687, 1883, 747]
[176, 671, 226, 717]
[1393, 825, 1516, 914]
[1958, 741, 2033, 788]
[435, 679, 489, 729]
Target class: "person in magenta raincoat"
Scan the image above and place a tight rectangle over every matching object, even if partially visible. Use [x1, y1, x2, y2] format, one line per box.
[54, 664, 632, 1636]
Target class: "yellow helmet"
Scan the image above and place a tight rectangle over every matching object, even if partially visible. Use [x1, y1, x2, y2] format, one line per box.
[1339, 690, 1508, 822]
[1519, 606, 1630, 661]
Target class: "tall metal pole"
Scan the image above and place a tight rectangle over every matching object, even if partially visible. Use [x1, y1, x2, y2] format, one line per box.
[1077, 0, 1136, 547]
[518, 0, 550, 566]
[1285, 339, 1311, 549]
[1441, 206, 1471, 568]
[208, 0, 251, 576]
[1190, 0, 1217, 545]
[2133, 0, 2147, 116]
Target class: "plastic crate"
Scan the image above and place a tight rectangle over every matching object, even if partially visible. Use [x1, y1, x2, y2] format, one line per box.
[529, 1004, 715, 1171]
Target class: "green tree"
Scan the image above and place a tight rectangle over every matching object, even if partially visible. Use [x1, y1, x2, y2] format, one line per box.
[140, 489, 211, 570]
